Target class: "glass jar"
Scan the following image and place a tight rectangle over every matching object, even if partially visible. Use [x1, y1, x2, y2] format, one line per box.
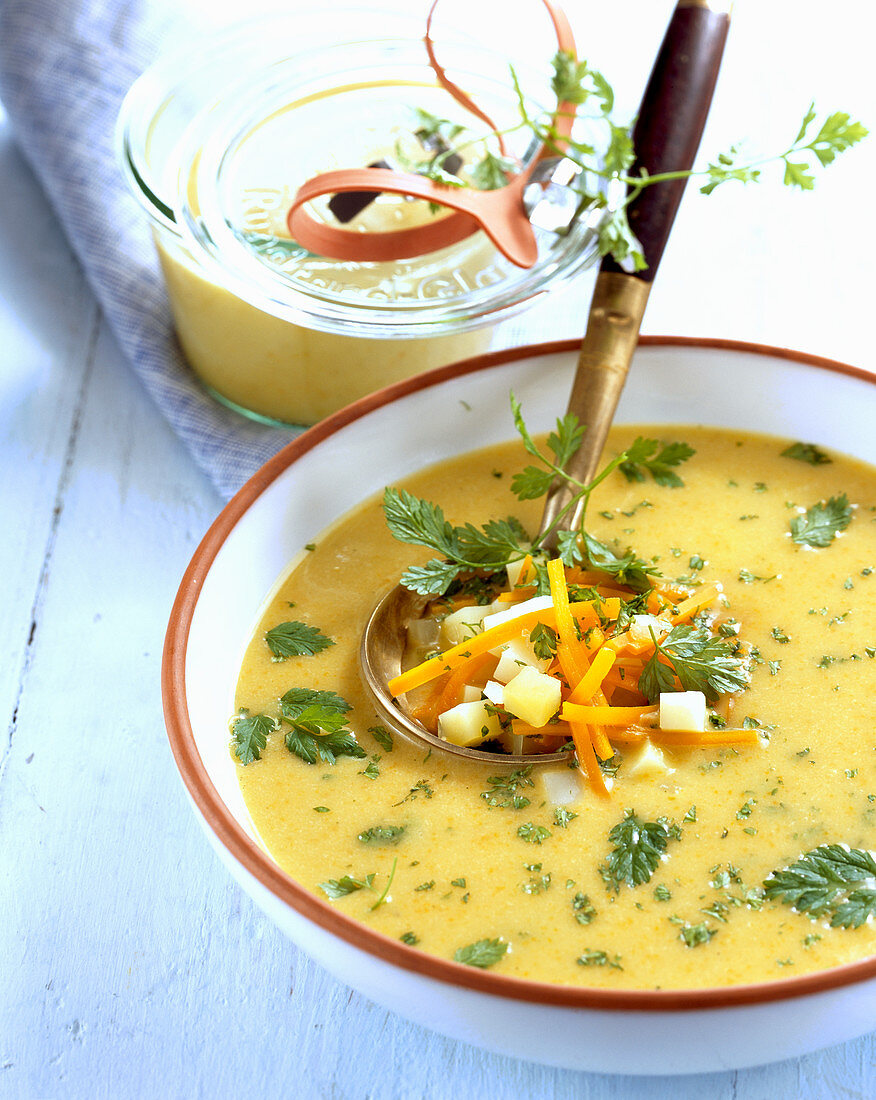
[117, 10, 604, 426]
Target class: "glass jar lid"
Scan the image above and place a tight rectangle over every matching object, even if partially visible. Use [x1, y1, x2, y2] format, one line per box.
[120, 12, 608, 339]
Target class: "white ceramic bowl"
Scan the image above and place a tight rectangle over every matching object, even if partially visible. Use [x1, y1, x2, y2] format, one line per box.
[162, 338, 876, 1075]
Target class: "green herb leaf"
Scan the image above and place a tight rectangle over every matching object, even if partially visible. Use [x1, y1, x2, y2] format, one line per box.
[383, 487, 460, 558]
[264, 620, 334, 660]
[763, 844, 876, 928]
[639, 624, 749, 703]
[582, 532, 657, 593]
[781, 441, 832, 466]
[413, 107, 465, 148]
[230, 711, 275, 766]
[602, 810, 678, 892]
[576, 948, 623, 969]
[517, 822, 552, 845]
[481, 767, 534, 809]
[676, 920, 717, 947]
[571, 892, 596, 924]
[369, 725, 394, 752]
[279, 687, 364, 765]
[280, 687, 351, 721]
[453, 937, 508, 968]
[618, 437, 695, 488]
[529, 622, 559, 660]
[556, 529, 584, 569]
[399, 559, 462, 596]
[554, 807, 578, 829]
[468, 151, 516, 190]
[790, 494, 853, 547]
[384, 486, 527, 596]
[319, 873, 375, 899]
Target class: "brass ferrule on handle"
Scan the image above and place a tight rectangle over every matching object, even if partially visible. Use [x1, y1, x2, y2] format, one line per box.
[538, 271, 651, 547]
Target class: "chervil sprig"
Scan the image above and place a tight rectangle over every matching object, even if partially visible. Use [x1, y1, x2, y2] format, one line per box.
[639, 625, 750, 703]
[407, 52, 867, 270]
[383, 394, 694, 597]
[763, 845, 876, 928]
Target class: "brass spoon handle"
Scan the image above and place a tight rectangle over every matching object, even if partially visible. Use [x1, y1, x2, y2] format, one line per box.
[539, 0, 731, 545]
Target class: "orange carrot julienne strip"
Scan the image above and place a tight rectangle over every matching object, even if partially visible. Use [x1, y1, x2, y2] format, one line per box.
[436, 650, 495, 714]
[556, 640, 590, 700]
[590, 725, 614, 760]
[567, 647, 616, 704]
[569, 720, 609, 798]
[671, 584, 721, 623]
[516, 553, 534, 586]
[494, 586, 537, 603]
[548, 559, 592, 687]
[562, 702, 653, 725]
[650, 727, 761, 746]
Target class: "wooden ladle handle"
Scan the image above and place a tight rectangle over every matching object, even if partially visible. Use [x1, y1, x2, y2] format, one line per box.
[602, 0, 732, 282]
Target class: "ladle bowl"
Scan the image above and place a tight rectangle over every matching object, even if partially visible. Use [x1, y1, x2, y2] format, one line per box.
[359, 582, 574, 765]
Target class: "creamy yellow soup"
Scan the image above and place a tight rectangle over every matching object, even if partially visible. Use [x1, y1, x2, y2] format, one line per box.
[234, 426, 876, 989]
[154, 82, 503, 425]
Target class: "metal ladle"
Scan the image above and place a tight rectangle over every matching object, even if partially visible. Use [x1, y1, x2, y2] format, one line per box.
[360, 0, 732, 763]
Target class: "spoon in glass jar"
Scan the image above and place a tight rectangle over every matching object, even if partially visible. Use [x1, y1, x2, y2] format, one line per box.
[360, 0, 733, 763]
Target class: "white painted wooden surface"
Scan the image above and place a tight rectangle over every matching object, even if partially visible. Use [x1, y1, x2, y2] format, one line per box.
[2, 1, 876, 1094]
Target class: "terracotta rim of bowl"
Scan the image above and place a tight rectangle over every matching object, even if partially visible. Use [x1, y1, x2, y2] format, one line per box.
[163, 335, 876, 1012]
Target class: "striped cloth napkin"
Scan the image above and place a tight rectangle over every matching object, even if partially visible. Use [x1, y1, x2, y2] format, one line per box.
[0, 0, 308, 500]
[0, 0, 590, 500]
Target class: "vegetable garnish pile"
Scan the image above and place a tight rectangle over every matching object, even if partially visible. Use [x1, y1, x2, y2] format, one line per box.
[384, 397, 757, 794]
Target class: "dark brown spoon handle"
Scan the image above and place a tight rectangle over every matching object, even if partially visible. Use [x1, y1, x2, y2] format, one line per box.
[602, 0, 732, 280]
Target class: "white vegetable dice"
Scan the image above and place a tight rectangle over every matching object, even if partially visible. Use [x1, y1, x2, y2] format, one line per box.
[501, 666, 562, 728]
[492, 635, 551, 683]
[439, 604, 491, 648]
[438, 699, 501, 747]
[627, 739, 673, 779]
[505, 557, 532, 588]
[482, 680, 506, 706]
[659, 690, 707, 732]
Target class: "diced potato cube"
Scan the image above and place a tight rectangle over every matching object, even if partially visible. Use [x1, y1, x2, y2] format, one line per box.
[438, 700, 502, 747]
[493, 635, 551, 683]
[542, 767, 585, 806]
[659, 690, 707, 732]
[505, 557, 532, 589]
[626, 739, 673, 779]
[460, 684, 483, 704]
[501, 666, 562, 728]
[483, 595, 553, 633]
[439, 604, 491, 648]
[482, 680, 505, 706]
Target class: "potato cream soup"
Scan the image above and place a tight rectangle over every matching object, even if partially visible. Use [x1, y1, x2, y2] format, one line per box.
[233, 426, 876, 990]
